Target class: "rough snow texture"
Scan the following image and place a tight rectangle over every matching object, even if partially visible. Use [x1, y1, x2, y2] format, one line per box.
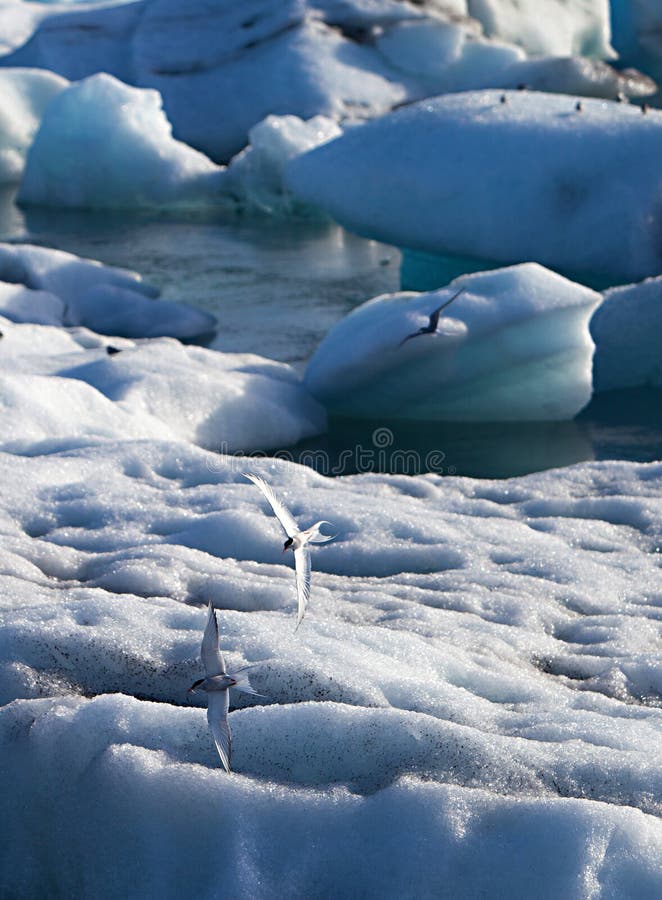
[287, 89, 662, 285]
[18, 73, 224, 209]
[0, 242, 216, 340]
[0, 66, 67, 184]
[304, 263, 600, 421]
[0, 442, 660, 896]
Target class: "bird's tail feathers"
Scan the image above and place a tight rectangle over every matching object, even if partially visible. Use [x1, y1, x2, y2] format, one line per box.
[309, 521, 336, 543]
[232, 670, 264, 697]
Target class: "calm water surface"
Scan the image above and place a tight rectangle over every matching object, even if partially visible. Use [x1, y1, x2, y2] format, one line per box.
[3, 191, 661, 479]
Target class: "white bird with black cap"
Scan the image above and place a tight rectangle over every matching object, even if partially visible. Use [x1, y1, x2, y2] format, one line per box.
[188, 601, 262, 772]
[245, 473, 335, 630]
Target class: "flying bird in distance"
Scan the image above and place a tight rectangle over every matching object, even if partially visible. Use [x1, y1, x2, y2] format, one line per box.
[188, 601, 262, 772]
[399, 288, 465, 347]
[245, 473, 335, 630]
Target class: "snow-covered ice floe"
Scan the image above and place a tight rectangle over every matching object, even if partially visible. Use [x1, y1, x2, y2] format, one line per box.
[0, 67, 67, 185]
[304, 263, 601, 421]
[0, 321, 325, 452]
[374, 16, 654, 102]
[287, 89, 662, 286]
[0, 241, 216, 340]
[0, 442, 660, 895]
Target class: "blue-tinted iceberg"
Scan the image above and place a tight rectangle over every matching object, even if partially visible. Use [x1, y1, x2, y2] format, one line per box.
[0, 0, 651, 166]
[304, 263, 601, 421]
[18, 73, 225, 209]
[611, 0, 662, 86]
[375, 17, 653, 100]
[222, 114, 342, 215]
[287, 89, 662, 285]
[0, 67, 67, 184]
[592, 274, 662, 391]
[466, 0, 614, 59]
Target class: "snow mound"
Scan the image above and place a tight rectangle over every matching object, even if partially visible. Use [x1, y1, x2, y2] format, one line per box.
[0, 323, 326, 452]
[0, 242, 216, 340]
[2, 694, 660, 898]
[18, 73, 224, 209]
[0, 67, 68, 184]
[287, 89, 662, 285]
[304, 264, 600, 421]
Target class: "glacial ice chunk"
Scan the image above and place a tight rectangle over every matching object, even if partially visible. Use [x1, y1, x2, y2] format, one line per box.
[0, 243, 216, 341]
[0, 322, 326, 452]
[18, 73, 225, 209]
[287, 89, 662, 284]
[592, 275, 662, 391]
[466, 0, 615, 60]
[0, 67, 68, 184]
[304, 263, 601, 421]
[223, 114, 342, 215]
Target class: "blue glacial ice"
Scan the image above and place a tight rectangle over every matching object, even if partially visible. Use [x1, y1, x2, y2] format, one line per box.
[304, 263, 601, 421]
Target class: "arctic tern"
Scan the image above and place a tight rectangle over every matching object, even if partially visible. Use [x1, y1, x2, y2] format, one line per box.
[188, 601, 261, 772]
[399, 287, 464, 347]
[245, 473, 335, 629]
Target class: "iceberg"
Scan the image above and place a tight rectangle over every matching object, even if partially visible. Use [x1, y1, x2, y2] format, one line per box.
[0, 66, 67, 184]
[375, 18, 654, 101]
[591, 275, 662, 392]
[222, 114, 342, 215]
[18, 73, 225, 209]
[304, 263, 601, 421]
[287, 89, 662, 285]
[466, 0, 614, 59]
[0, 0, 651, 167]
[0, 242, 216, 340]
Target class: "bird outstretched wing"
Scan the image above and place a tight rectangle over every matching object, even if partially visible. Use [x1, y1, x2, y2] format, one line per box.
[399, 287, 465, 347]
[294, 545, 311, 630]
[207, 690, 231, 772]
[201, 601, 226, 677]
[245, 473, 299, 538]
[428, 287, 465, 330]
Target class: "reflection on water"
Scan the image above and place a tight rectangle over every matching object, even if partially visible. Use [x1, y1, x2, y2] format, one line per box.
[1, 191, 661, 478]
[579, 388, 662, 464]
[274, 388, 662, 479]
[271, 417, 593, 479]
